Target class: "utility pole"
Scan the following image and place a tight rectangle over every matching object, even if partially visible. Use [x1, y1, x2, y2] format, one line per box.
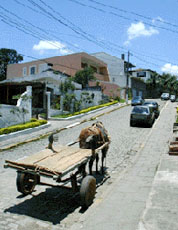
[126, 51, 130, 104]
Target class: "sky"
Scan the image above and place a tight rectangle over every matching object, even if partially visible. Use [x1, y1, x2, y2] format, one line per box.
[0, 0, 178, 75]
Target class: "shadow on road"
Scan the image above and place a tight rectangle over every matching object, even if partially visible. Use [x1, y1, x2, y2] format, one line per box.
[4, 172, 109, 225]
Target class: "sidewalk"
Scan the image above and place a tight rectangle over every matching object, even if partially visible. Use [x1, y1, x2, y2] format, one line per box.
[0, 102, 128, 151]
[70, 102, 178, 230]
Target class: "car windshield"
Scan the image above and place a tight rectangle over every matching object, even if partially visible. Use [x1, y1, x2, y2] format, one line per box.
[144, 102, 157, 106]
[144, 102, 152, 105]
[132, 107, 148, 114]
[133, 96, 141, 100]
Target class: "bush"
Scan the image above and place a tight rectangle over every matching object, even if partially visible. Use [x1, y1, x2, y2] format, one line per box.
[0, 119, 47, 135]
[119, 98, 126, 103]
[53, 100, 119, 118]
[30, 118, 37, 122]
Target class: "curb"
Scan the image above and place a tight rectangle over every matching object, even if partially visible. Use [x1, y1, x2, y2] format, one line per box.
[0, 122, 51, 142]
[49, 102, 124, 121]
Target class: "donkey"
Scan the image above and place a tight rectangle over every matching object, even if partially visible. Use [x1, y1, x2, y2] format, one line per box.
[78, 121, 110, 175]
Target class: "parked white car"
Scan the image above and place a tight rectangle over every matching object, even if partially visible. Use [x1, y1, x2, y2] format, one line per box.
[170, 95, 176, 102]
[161, 93, 170, 100]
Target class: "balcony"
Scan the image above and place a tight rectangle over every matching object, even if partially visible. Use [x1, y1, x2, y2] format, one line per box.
[94, 73, 109, 82]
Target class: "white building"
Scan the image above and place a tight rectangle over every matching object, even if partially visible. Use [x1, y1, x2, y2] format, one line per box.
[130, 69, 156, 83]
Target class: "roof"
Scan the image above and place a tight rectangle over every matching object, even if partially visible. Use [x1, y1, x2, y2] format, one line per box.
[92, 52, 135, 68]
[8, 52, 107, 68]
[0, 70, 82, 89]
[130, 68, 156, 73]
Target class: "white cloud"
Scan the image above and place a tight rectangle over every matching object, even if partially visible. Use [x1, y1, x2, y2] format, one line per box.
[152, 16, 164, 24]
[33, 40, 72, 55]
[124, 22, 159, 45]
[161, 63, 178, 75]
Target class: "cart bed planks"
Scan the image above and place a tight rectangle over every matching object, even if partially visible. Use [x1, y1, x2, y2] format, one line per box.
[5, 144, 91, 176]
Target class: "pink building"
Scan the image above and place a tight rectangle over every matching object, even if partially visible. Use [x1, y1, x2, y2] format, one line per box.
[7, 52, 110, 82]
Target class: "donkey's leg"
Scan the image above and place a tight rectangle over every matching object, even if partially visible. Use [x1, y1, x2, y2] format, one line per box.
[96, 153, 99, 174]
[101, 148, 107, 174]
[89, 155, 95, 175]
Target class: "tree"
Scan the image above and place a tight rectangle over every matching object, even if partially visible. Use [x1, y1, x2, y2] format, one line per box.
[151, 72, 178, 96]
[0, 48, 23, 81]
[60, 78, 75, 94]
[59, 79, 82, 112]
[73, 67, 96, 88]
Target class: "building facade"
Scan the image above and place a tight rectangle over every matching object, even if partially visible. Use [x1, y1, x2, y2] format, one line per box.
[91, 52, 132, 88]
[7, 52, 109, 82]
[130, 69, 156, 83]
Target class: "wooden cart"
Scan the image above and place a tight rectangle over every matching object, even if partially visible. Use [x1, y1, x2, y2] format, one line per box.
[4, 141, 109, 208]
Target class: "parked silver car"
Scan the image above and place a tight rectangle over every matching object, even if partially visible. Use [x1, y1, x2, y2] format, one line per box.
[161, 93, 170, 100]
[131, 96, 145, 106]
[143, 101, 160, 118]
[130, 105, 155, 127]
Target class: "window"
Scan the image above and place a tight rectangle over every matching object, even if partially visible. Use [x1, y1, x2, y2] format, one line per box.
[112, 77, 115, 82]
[81, 62, 88, 68]
[30, 66, 36, 75]
[90, 66, 97, 73]
[23, 67, 27, 76]
[39, 63, 48, 73]
[133, 106, 148, 114]
[99, 67, 105, 75]
[137, 72, 146, 77]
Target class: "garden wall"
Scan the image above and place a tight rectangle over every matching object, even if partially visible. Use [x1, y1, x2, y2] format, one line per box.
[0, 86, 32, 128]
[75, 89, 102, 108]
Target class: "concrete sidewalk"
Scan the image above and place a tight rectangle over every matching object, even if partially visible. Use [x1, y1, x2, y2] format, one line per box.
[0, 102, 127, 151]
[70, 102, 178, 230]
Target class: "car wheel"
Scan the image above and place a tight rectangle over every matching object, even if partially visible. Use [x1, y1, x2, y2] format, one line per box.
[148, 121, 152, 128]
[130, 120, 134, 127]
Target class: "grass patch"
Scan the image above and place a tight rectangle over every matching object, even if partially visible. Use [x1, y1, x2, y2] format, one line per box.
[53, 100, 119, 118]
[176, 107, 178, 123]
[0, 118, 47, 135]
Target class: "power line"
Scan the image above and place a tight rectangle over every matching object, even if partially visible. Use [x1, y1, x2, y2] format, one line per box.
[1, 12, 175, 72]
[1, 0, 178, 71]
[88, 0, 178, 30]
[0, 5, 87, 53]
[25, 0, 125, 54]
[13, 0, 49, 18]
[133, 54, 161, 68]
[0, 5, 126, 66]
[66, 0, 178, 65]
[68, 0, 178, 35]
[12, 0, 165, 64]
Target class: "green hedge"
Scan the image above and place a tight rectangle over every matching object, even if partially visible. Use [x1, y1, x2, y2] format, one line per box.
[0, 119, 47, 135]
[53, 100, 119, 118]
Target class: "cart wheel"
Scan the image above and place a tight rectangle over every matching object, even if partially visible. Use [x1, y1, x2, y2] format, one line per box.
[16, 172, 39, 195]
[80, 175, 96, 208]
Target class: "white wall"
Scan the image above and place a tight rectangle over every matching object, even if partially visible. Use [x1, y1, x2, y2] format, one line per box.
[75, 89, 102, 109]
[131, 71, 152, 82]
[0, 86, 32, 128]
[92, 52, 130, 88]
